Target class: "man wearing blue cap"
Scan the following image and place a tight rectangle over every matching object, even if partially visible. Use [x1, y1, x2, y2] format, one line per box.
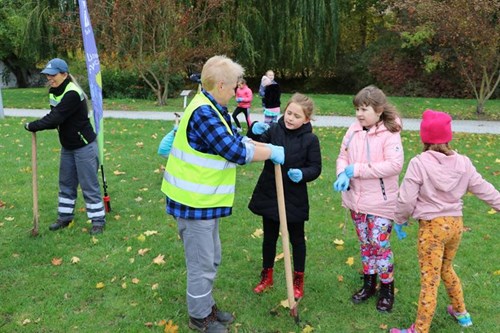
[24, 58, 106, 235]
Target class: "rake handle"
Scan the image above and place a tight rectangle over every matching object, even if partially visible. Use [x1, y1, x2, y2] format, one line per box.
[31, 132, 39, 235]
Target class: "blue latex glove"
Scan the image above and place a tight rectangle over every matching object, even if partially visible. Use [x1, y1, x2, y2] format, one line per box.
[333, 172, 350, 192]
[287, 168, 303, 183]
[252, 122, 270, 135]
[344, 164, 354, 179]
[394, 222, 408, 240]
[236, 97, 243, 103]
[157, 126, 177, 158]
[267, 144, 285, 165]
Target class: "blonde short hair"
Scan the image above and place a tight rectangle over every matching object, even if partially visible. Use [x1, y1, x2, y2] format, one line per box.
[201, 55, 244, 91]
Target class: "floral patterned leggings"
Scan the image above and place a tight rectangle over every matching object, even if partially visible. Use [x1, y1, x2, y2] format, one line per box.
[415, 216, 466, 333]
[351, 211, 394, 283]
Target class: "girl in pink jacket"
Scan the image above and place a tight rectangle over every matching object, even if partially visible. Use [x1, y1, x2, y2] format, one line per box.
[232, 78, 253, 131]
[390, 110, 500, 333]
[333, 85, 404, 313]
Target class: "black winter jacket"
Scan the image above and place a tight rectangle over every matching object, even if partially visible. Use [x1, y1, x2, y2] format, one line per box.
[263, 83, 281, 109]
[248, 117, 322, 223]
[28, 79, 96, 150]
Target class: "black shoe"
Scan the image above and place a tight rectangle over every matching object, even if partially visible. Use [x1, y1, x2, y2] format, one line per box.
[376, 281, 394, 312]
[352, 274, 378, 304]
[212, 305, 234, 325]
[89, 225, 104, 235]
[188, 315, 228, 333]
[49, 220, 71, 231]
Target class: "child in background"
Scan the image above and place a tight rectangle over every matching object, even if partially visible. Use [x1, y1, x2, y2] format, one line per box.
[390, 110, 500, 333]
[232, 78, 253, 131]
[333, 85, 404, 312]
[248, 93, 322, 299]
[258, 70, 276, 98]
[260, 70, 281, 123]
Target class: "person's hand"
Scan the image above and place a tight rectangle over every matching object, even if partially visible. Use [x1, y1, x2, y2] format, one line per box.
[157, 126, 177, 158]
[333, 172, 350, 192]
[252, 122, 270, 135]
[287, 168, 303, 183]
[267, 144, 284, 165]
[344, 164, 354, 179]
[394, 222, 408, 240]
[236, 97, 243, 103]
[24, 123, 32, 131]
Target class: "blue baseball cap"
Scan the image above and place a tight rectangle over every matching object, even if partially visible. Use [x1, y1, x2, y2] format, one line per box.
[41, 58, 69, 75]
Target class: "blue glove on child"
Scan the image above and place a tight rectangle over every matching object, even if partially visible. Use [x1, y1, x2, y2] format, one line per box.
[394, 222, 408, 240]
[236, 97, 243, 102]
[267, 144, 285, 165]
[333, 172, 350, 192]
[252, 122, 270, 135]
[344, 164, 354, 179]
[157, 126, 177, 158]
[287, 168, 303, 183]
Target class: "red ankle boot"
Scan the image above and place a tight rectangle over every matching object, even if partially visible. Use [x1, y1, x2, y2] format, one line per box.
[254, 268, 273, 293]
[293, 271, 304, 299]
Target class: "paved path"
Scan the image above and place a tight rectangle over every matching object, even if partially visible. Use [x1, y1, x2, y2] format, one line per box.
[4, 108, 500, 134]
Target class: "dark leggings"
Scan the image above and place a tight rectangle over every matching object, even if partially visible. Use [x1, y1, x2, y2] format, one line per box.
[261, 217, 306, 272]
[232, 107, 251, 128]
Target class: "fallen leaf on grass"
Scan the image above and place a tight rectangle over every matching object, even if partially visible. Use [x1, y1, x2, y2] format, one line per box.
[132, 278, 140, 284]
[122, 282, 127, 289]
[144, 230, 159, 236]
[487, 209, 497, 215]
[137, 234, 146, 242]
[251, 228, 263, 238]
[280, 299, 290, 308]
[70, 256, 80, 264]
[274, 253, 284, 262]
[379, 323, 388, 329]
[4, 216, 14, 221]
[96, 282, 105, 289]
[163, 320, 179, 333]
[51, 257, 63, 266]
[493, 270, 500, 276]
[302, 324, 314, 333]
[22, 319, 31, 325]
[138, 248, 150, 256]
[135, 142, 144, 148]
[345, 257, 354, 266]
[333, 238, 344, 245]
[153, 254, 166, 265]
[91, 236, 99, 244]
[337, 275, 344, 282]
[113, 170, 126, 175]
[151, 283, 159, 290]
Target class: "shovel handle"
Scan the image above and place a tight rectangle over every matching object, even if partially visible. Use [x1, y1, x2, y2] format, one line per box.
[274, 164, 297, 311]
[31, 132, 39, 235]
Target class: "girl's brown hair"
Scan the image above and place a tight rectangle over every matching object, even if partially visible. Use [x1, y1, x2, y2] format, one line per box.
[423, 143, 454, 156]
[353, 85, 402, 133]
[286, 93, 315, 120]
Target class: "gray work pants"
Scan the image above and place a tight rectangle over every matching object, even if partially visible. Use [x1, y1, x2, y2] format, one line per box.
[177, 218, 221, 319]
[58, 141, 105, 226]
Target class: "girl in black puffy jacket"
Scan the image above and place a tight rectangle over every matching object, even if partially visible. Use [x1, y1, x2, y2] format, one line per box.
[247, 93, 322, 300]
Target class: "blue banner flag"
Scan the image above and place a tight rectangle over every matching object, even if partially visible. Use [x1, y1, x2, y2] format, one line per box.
[78, 0, 110, 212]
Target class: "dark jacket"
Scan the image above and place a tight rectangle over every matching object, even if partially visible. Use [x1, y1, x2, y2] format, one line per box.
[248, 117, 322, 223]
[28, 79, 96, 150]
[263, 83, 281, 109]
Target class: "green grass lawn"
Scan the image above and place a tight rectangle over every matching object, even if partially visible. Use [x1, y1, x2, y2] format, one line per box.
[2, 87, 500, 120]
[0, 117, 498, 332]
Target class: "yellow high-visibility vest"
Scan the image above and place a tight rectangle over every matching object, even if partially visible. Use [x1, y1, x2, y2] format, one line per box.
[49, 82, 84, 106]
[161, 93, 236, 208]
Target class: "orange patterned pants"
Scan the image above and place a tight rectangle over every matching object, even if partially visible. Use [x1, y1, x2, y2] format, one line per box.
[415, 216, 466, 333]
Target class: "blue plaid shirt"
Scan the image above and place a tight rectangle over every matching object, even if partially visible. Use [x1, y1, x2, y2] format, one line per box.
[166, 90, 247, 220]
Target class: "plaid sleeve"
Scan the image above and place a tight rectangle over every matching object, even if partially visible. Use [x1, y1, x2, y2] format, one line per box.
[190, 105, 247, 165]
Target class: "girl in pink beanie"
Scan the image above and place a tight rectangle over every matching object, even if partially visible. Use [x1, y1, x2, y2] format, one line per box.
[390, 109, 500, 333]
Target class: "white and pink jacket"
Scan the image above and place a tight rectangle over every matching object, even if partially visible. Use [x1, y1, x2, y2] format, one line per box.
[336, 120, 404, 220]
[395, 150, 500, 223]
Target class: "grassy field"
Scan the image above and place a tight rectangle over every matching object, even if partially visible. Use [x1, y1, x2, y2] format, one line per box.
[2, 87, 500, 120]
[0, 115, 498, 332]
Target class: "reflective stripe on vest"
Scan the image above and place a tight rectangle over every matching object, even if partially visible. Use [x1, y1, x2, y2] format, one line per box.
[161, 93, 236, 208]
[49, 82, 84, 107]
